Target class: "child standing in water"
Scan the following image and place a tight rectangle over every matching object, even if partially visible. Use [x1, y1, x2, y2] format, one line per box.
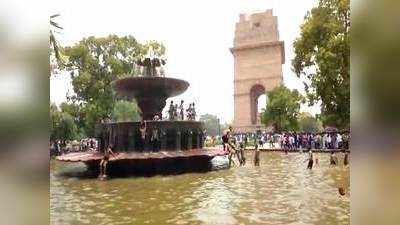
[254, 144, 260, 166]
[343, 151, 349, 166]
[330, 151, 338, 166]
[306, 150, 314, 169]
[99, 145, 117, 178]
[222, 130, 236, 167]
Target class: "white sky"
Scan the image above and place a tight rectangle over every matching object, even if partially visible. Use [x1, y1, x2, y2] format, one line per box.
[50, 0, 320, 123]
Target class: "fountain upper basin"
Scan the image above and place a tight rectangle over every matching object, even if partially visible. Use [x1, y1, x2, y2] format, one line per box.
[113, 76, 189, 120]
[114, 76, 189, 99]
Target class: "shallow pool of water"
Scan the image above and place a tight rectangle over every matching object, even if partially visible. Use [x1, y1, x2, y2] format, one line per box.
[50, 151, 349, 225]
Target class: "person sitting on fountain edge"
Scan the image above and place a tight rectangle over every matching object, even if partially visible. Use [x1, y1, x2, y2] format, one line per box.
[99, 145, 118, 178]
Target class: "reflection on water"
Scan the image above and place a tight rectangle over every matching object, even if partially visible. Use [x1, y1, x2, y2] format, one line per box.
[50, 152, 349, 225]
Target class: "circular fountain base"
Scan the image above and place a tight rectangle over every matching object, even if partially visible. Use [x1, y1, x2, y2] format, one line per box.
[96, 120, 205, 152]
[56, 148, 227, 176]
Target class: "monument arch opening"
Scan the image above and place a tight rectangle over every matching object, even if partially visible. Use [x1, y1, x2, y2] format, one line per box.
[257, 94, 267, 113]
[250, 84, 266, 125]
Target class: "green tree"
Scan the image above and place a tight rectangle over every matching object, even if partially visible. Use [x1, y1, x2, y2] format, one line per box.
[112, 100, 141, 122]
[220, 122, 232, 135]
[261, 86, 303, 132]
[59, 102, 87, 137]
[61, 35, 165, 135]
[199, 114, 221, 136]
[298, 112, 323, 133]
[50, 103, 79, 141]
[57, 112, 79, 141]
[50, 14, 63, 69]
[292, 0, 350, 129]
[50, 103, 62, 141]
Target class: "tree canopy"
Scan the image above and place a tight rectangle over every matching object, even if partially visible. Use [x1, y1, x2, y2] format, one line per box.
[261, 86, 303, 132]
[298, 112, 323, 133]
[50, 103, 79, 142]
[50, 14, 63, 74]
[112, 100, 141, 122]
[292, 0, 350, 129]
[199, 114, 221, 136]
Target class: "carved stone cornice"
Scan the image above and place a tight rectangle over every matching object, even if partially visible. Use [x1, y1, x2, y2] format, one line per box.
[234, 76, 282, 83]
[230, 41, 285, 64]
[230, 40, 283, 52]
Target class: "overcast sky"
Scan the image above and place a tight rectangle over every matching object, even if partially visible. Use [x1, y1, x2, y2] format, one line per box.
[50, 0, 320, 123]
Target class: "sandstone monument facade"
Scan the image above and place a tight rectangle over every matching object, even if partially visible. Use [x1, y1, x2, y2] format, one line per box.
[230, 9, 285, 133]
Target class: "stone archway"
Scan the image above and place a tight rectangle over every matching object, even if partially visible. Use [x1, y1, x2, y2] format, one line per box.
[250, 84, 266, 125]
[230, 9, 285, 133]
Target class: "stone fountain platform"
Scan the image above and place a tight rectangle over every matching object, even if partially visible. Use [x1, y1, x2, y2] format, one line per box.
[56, 147, 227, 163]
[56, 148, 228, 176]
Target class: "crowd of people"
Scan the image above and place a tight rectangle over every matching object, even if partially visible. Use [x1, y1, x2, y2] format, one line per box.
[231, 131, 350, 151]
[50, 138, 99, 156]
[167, 100, 196, 121]
[221, 127, 350, 171]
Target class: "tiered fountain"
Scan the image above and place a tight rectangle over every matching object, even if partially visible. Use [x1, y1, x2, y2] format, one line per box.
[56, 57, 226, 176]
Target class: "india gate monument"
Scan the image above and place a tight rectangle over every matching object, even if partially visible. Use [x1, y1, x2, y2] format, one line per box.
[231, 9, 285, 133]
